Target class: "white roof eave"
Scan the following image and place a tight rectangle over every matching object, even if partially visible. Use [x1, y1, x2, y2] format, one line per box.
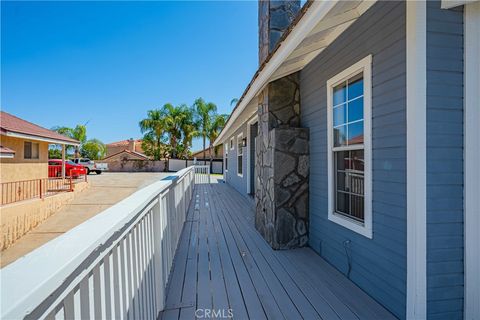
[214, 0, 339, 146]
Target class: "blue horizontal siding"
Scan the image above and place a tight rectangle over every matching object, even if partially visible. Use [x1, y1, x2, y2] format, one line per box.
[427, 1, 464, 310]
[224, 123, 248, 195]
[300, 2, 407, 318]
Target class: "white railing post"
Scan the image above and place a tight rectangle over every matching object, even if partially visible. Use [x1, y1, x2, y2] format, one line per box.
[152, 195, 164, 316]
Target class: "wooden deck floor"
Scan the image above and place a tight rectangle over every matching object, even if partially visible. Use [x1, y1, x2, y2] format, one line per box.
[161, 182, 396, 320]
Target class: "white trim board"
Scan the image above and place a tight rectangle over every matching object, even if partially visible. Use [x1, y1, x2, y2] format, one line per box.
[4, 131, 80, 146]
[237, 132, 244, 178]
[464, 2, 480, 319]
[406, 1, 427, 319]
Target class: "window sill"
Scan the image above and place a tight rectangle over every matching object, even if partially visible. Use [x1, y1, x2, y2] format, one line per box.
[328, 212, 372, 239]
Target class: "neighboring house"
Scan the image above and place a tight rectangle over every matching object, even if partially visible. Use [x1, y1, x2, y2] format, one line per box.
[214, 1, 479, 319]
[191, 144, 224, 160]
[0, 111, 83, 250]
[0, 111, 79, 183]
[106, 138, 144, 157]
[102, 148, 165, 172]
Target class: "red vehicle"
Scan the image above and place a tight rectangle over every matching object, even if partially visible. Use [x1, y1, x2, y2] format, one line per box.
[48, 159, 87, 178]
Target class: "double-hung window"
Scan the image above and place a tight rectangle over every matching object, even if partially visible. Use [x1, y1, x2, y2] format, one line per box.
[237, 133, 243, 177]
[24, 141, 39, 159]
[327, 55, 372, 238]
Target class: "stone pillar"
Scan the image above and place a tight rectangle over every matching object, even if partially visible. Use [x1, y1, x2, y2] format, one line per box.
[255, 72, 309, 250]
[255, 0, 308, 250]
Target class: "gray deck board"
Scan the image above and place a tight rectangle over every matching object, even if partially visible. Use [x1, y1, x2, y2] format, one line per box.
[161, 182, 397, 320]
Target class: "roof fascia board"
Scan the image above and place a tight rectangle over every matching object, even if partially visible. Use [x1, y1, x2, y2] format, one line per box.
[214, 0, 338, 146]
[4, 131, 80, 146]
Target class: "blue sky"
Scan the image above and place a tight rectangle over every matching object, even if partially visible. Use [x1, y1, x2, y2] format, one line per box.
[1, 1, 258, 152]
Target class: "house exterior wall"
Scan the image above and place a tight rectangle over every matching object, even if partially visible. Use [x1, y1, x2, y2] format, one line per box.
[0, 181, 88, 251]
[106, 140, 144, 157]
[103, 152, 165, 172]
[191, 144, 224, 160]
[426, 2, 464, 318]
[224, 121, 249, 195]
[300, 2, 407, 318]
[0, 135, 49, 183]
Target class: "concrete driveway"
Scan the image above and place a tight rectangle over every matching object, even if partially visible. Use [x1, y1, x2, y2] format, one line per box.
[1, 172, 171, 267]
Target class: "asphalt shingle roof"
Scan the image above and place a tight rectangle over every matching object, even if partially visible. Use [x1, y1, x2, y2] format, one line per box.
[0, 111, 79, 144]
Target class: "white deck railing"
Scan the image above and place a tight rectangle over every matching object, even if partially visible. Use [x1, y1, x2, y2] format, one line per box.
[0, 167, 195, 320]
[194, 165, 211, 184]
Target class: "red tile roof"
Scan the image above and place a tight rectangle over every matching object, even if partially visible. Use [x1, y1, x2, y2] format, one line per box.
[102, 149, 149, 161]
[0, 111, 79, 144]
[106, 139, 142, 146]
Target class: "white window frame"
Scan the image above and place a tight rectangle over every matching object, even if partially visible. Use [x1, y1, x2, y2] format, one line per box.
[224, 143, 228, 172]
[24, 141, 40, 160]
[327, 55, 372, 239]
[237, 133, 244, 177]
[230, 137, 234, 150]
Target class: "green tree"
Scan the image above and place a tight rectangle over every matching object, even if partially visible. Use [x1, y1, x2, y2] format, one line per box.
[139, 109, 169, 169]
[178, 106, 198, 159]
[193, 98, 217, 161]
[48, 146, 62, 159]
[141, 134, 169, 163]
[52, 125, 87, 157]
[207, 113, 228, 166]
[160, 103, 190, 159]
[81, 139, 106, 160]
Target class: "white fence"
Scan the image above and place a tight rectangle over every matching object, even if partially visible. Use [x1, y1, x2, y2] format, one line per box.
[168, 159, 223, 174]
[194, 165, 211, 184]
[0, 167, 195, 320]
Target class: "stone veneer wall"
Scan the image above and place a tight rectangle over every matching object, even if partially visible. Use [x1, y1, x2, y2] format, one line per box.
[255, 72, 310, 250]
[255, 127, 309, 249]
[259, 0, 301, 64]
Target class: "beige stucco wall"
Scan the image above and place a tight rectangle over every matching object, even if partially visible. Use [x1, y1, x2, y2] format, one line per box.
[0, 135, 49, 182]
[104, 152, 165, 172]
[0, 181, 89, 250]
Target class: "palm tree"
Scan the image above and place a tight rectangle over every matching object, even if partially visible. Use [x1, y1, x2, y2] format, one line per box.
[139, 109, 167, 162]
[160, 103, 187, 159]
[193, 98, 217, 162]
[52, 125, 87, 157]
[178, 106, 198, 159]
[230, 98, 239, 107]
[207, 113, 228, 167]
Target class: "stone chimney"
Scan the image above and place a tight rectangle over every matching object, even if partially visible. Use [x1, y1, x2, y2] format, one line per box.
[255, 0, 309, 250]
[128, 138, 135, 152]
[259, 0, 301, 65]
